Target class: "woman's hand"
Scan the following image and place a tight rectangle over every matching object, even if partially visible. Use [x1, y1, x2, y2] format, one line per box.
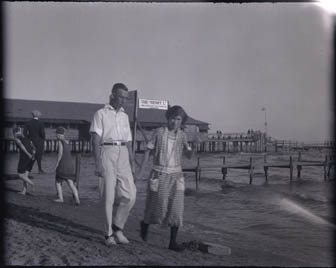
[93, 156, 103, 177]
[192, 135, 202, 146]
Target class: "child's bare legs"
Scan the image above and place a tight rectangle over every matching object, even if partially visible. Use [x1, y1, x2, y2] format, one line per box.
[18, 181, 28, 195]
[54, 181, 64, 202]
[18, 171, 33, 195]
[18, 171, 34, 186]
[66, 179, 80, 205]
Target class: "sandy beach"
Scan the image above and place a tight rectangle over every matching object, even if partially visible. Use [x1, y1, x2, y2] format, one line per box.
[3, 153, 334, 266]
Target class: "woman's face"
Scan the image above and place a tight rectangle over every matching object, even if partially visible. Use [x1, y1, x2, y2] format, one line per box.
[167, 115, 183, 131]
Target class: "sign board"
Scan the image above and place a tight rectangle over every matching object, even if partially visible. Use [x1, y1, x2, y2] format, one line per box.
[139, 98, 168, 110]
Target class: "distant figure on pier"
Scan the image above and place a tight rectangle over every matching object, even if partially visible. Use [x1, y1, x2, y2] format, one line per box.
[138, 105, 199, 252]
[12, 127, 35, 195]
[53, 127, 80, 206]
[24, 110, 46, 174]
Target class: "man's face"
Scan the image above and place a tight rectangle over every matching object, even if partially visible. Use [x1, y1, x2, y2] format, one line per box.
[110, 89, 129, 109]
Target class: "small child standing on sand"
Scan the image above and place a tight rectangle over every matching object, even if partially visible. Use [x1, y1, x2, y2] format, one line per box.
[138, 105, 199, 251]
[54, 127, 80, 205]
[12, 127, 35, 195]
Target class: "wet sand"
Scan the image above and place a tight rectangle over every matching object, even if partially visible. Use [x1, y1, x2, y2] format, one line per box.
[3, 154, 327, 266]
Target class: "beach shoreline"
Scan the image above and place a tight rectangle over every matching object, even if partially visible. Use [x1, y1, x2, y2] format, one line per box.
[4, 190, 314, 266]
[3, 153, 334, 266]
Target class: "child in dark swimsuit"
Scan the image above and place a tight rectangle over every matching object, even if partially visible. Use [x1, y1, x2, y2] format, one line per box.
[53, 127, 80, 205]
[12, 127, 35, 195]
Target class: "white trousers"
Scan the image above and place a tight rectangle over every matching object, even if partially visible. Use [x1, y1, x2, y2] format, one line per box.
[101, 146, 136, 236]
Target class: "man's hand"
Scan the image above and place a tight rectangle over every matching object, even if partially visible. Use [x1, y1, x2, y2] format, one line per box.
[131, 161, 136, 182]
[193, 135, 202, 146]
[92, 133, 102, 177]
[95, 171, 102, 177]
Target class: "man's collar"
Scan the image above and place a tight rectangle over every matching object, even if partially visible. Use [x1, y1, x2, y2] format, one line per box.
[104, 103, 125, 112]
[33, 117, 39, 120]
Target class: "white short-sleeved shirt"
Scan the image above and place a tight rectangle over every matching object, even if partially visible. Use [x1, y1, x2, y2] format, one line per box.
[89, 104, 132, 144]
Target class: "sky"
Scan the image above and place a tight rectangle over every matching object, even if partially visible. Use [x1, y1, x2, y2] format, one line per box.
[4, 2, 334, 142]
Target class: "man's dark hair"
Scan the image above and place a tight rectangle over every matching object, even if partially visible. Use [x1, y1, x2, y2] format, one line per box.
[165, 105, 189, 125]
[111, 83, 128, 96]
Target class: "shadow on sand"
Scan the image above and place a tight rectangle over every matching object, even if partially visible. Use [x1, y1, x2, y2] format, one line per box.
[6, 202, 102, 243]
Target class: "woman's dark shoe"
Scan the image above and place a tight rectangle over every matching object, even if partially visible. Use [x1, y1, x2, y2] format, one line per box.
[140, 220, 148, 241]
[168, 243, 185, 252]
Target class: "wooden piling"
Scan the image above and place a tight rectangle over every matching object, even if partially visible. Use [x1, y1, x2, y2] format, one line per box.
[289, 156, 293, 183]
[221, 156, 227, 180]
[75, 153, 81, 189]
[324, 155, 327, 181]
[297, 164, 302, 178]
[196, 157, 200, 191]
[249, 157, 253, 184]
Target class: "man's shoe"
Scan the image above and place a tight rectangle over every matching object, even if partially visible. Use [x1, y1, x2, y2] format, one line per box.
[38, 170, 46, 174]
[114, 231, 129, 244]
[105, 235, 117, 246]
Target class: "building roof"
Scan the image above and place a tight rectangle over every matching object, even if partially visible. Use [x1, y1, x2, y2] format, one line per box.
[4, 97, 209, 129]
[4, 98, 100, 124]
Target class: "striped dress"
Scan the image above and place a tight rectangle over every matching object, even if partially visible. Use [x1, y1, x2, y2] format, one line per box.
[144, 127, 189, 227]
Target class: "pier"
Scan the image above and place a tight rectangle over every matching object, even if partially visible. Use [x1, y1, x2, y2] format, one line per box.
[273, 140, 334, 152]
[3, 131, 332, 155]
[1, 139, 92, 154]
[183, 156, 254, 191]
[263, 156, 294, 183]
[183, 152, 334, 191]
[1, 129, 268, 154]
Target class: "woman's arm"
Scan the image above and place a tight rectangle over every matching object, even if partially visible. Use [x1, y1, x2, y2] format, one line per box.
[137, 129, 157, 180]
[137, 149, 151, 180]
[184, 133, 201, 159]
[15, 138, 33, 159]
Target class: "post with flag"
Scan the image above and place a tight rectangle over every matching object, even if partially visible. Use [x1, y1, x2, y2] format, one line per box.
[122, 90, 139, 155]
[132, 90, 138, 155]
[261, 107, 267, 152]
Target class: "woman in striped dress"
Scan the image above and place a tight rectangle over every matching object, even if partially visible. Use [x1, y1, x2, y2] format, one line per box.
[138, 105, 197, 251]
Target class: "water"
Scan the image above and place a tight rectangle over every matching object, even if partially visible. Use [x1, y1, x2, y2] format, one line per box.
[4, 150, 335, 266]
[180, 151, 334, 265]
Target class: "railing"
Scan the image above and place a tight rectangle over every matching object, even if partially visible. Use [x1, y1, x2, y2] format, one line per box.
[0, 139, 92, 154]
[273, 140, 334, 152]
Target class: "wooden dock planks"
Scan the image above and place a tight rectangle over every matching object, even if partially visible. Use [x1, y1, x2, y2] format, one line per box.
[183, 152, 334, 191]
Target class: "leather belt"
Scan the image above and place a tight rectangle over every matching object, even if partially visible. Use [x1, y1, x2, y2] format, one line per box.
[102, 142, 126, 146]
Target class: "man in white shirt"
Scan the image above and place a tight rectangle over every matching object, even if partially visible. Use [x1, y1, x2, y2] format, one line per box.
[90, 83, 136, 246]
